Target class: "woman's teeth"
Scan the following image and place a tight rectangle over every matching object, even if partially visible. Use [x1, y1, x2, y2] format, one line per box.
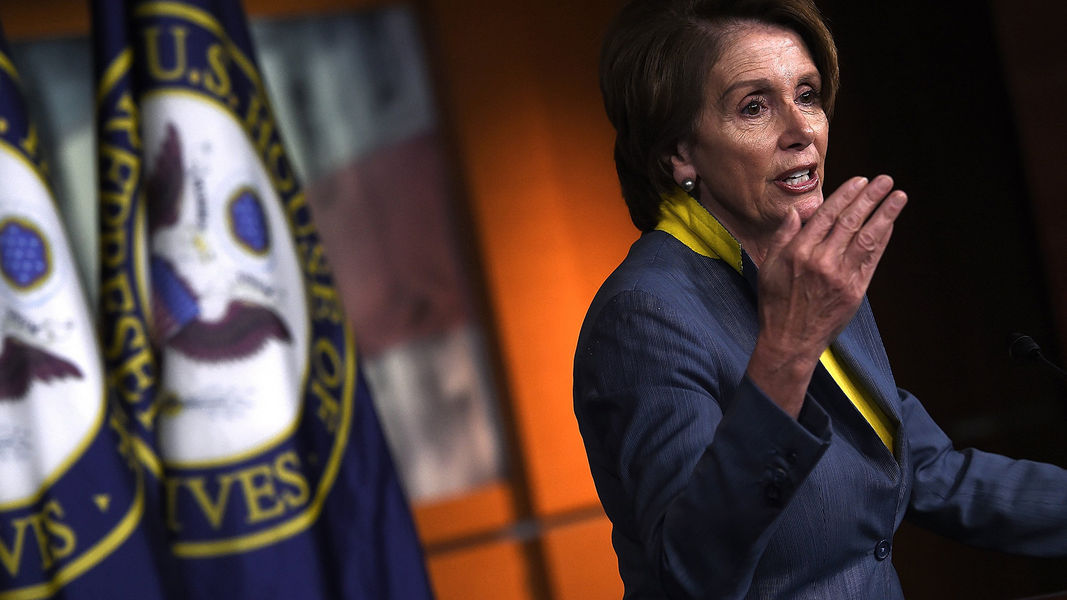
[783, 170, 811, 185]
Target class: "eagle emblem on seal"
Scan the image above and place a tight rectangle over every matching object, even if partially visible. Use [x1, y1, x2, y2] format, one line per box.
[146, 123, 292, 361]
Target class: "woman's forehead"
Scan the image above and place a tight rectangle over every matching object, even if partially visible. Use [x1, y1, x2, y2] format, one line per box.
[708, 24, 818, 93]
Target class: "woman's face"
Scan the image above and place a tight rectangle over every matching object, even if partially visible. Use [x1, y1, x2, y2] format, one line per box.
[672, 22, 829, 259]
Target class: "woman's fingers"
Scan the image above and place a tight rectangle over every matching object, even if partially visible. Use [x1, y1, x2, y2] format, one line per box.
[795, 174, 905, 272]
[822, 175, 895, 248]
[795, 175, 869, 244]
[759, 174, 907, 345]
[846, 189, 907, 269]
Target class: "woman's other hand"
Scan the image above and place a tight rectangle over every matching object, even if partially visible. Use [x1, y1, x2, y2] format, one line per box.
[747, 175, 908, 417]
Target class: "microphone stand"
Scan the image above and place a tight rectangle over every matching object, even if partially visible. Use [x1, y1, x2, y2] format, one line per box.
[1008, 333, 1067, 383]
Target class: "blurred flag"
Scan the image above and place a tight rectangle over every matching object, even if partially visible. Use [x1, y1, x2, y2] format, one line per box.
[93, 0, 432, 597]
[0, 27, 167, 600]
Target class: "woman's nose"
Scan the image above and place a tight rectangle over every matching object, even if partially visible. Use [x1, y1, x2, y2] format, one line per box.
[779, 103, 816, 150]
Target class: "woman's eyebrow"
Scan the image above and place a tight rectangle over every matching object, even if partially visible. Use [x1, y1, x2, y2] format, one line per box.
[719, 78, 772, 103]
[719, 70, 822, 103]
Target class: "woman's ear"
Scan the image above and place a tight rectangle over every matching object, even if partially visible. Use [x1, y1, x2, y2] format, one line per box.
[670, 141, 696, 188]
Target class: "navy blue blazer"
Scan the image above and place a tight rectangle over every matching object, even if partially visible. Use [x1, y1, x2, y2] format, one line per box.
[573, 230, 1067, 599]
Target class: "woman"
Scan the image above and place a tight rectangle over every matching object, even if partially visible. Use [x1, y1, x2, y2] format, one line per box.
[572, 0, 1067, 598]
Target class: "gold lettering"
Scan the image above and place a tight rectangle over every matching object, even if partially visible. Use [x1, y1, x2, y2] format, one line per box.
[274, 451, 310, 509]
[243, 94, 274, 153]
[164, 476, 183, 532]
[98, 144, 140, 211]
[100, 272, 136, 316]
[0, 517, 30, 576]
[203, 43, 232, 98]
[99, 228, 128, 270]
[102, 93, 142, 150]
[23, 512, 50, 569]
[41, 501, 76, 566]
[308, 283, 344, 323]
[108, 347, 155, 405]
[169, 453, 312, 531]
[0, 501, 76, 576]
[233, 464, 285, 524]
[286, 194, 317, 238]
[183, 475, 236, 530]
[311, 378, 340, 434]
[301, 243, 330, 277]
[136, 391, 172, 431]
[144, 26, 189, 82]
[314, 338, 342, 387]
[265, 143, 294, 193]
[108, 410, 137, 468]
[310, 339, 344, 432]
[102, 312, 149, 360]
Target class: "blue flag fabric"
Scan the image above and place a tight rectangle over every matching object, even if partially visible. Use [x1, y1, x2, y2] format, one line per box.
[92, 1, 432, 597]
[0, 28, 167, 600]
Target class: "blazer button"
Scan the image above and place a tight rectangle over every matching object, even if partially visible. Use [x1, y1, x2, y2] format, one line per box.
[874, 539, 891, 561]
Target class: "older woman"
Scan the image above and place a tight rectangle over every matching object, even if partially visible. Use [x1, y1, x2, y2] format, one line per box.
[572, 0, 1067, 598]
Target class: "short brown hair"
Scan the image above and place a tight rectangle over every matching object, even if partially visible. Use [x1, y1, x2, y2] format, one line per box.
[600, 0, 839, 231]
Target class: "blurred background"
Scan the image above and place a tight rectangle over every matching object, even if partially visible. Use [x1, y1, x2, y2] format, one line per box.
[3, 0, 1067, 597]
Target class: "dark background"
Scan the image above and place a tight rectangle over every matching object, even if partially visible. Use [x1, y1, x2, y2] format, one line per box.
[817, 1, 1067, 597]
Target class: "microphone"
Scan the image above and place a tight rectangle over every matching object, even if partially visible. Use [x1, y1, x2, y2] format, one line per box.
[1008, 333, 1041, 361]
[1008, 332, 1067, 382]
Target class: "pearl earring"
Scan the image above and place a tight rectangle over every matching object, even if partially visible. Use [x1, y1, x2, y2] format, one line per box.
[681, 178, 696, 193]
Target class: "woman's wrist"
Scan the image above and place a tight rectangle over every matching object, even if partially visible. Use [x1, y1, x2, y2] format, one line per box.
[746, 337, 822, 418]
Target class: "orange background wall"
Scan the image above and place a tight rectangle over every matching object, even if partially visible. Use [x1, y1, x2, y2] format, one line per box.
[418, 0, 629, 519]
[413, 0, 630, 595]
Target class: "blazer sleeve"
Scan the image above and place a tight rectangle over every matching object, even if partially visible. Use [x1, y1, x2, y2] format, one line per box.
[902, 388, 1067, 555]
[574, 289, 831, 598]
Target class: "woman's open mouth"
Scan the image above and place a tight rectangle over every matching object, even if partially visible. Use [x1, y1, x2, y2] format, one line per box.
[774, 167, 820, 193]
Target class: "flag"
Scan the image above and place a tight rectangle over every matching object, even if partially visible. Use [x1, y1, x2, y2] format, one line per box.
[0, 27, 167, 600]
[92, 1, 433, 597]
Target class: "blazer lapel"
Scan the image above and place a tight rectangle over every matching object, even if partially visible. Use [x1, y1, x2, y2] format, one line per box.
[831, 301, 906, 463]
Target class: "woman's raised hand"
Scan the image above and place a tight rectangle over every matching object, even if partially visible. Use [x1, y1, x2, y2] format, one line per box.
[746, 175, 908, 417]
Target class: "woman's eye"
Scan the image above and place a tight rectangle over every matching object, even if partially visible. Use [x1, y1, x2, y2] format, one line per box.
[741, 101, 762, 116]
[798, 89, 819, 105]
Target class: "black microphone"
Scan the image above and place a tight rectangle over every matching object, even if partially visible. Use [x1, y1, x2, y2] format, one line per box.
[1008, 332, 1067, 382]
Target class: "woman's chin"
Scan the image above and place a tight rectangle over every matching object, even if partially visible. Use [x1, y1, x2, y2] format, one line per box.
[795, 194, 824, 223]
